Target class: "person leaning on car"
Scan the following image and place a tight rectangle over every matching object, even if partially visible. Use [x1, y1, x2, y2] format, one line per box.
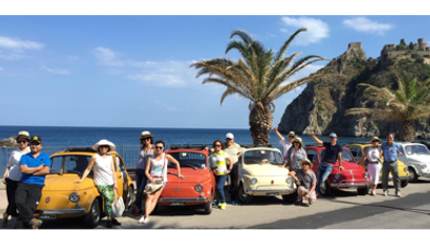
[15, 135, 50, 229]
[309, 132, 343, 194]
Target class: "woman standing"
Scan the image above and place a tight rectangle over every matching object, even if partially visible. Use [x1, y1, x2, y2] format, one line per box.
[134, 131, 154, 214]
[78, 139, 120, 227]
[138, 140, 183, 224]
[360, 136, 383, 196]
[1, 131, 31, 226]
[285, 137, 307, 173]
[209, 140, 232, 210]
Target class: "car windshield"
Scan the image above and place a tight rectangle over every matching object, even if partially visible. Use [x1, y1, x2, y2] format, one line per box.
[342, 148, 354, 162]
[243, 149, 283, 165]
[169, 152, 207, 168]
[405, 144, 430, 155]
[51, 155, 91, 175]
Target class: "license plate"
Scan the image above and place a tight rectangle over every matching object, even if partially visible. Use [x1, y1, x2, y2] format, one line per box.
[266, 192, 279, 196]
[170, 202, 185, 206]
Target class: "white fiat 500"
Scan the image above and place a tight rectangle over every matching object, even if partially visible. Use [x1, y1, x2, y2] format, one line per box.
[398, 143, 430, 181]
[232, 147, 297, 203]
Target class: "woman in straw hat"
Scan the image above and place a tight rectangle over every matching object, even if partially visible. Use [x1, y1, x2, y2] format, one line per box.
[2, 131, 31, 226]
[134, 131, 154, 214]
[290, 158, 317, 206]
[360, 136, 382, 196]
[78, 139, 120, 227]
[285, 137, 307, 173]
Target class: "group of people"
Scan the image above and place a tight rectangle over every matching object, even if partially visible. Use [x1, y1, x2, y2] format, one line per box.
[1, 128, 405, 229]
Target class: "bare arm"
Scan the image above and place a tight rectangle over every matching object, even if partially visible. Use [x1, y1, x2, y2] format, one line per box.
[310, 174, 317, 192]
[310, 133, 324, 146]
[226, 157, 234, 172]
[338, 152, 344, 170]
[145, 158, 153, 182]
[20, 165, 44, 174]
[33, 166, 50, 176]
[166, 154, 183, 178]
[78, 157, 96, 182]
[274, 127, 286, 145]
[111, 155, 118, 193]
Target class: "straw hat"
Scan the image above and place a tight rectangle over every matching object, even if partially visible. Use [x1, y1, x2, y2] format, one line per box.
[370, 136, 381, 143]
[92, 139, 116, 150]
[301, 158, 313, 167]
[291, 137, 303, 146]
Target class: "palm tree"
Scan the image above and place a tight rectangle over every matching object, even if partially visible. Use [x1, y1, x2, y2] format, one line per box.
[346, 77, 430, 141]
[192, 29, 324, 145]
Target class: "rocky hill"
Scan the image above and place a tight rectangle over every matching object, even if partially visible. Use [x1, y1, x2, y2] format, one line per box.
[278, 39, 430, 138]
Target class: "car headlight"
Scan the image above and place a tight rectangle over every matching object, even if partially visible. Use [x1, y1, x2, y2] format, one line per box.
[250, 178, 258, 185]
[333, 174, 343, 182]
[286, 177, 293, 185]
[194, 184, 203, 193]
[69, 192, 80, 203]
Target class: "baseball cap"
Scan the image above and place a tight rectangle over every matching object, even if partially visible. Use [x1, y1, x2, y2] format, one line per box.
[225, 132, 234, 140]
[329, 132, 338, 138]
[30, 135, 42, 144]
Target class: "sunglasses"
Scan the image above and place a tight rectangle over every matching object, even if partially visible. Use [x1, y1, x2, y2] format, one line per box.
[214, 144, 222, 147]
[155, 146, 164, 149]
[30, 142, 40, 146]
[17, 140, 28, 144]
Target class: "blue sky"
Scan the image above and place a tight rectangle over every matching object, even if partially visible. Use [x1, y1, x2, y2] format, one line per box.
[0, 16, 429, 128]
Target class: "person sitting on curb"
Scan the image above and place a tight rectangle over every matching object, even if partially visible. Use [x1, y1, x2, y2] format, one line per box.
[289, 158, 317, 206]
[15, 135, 50, 229]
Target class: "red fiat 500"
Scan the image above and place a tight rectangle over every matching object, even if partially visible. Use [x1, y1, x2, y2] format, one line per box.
[158, 145, 215, 214]
[305, 145, 369, 196]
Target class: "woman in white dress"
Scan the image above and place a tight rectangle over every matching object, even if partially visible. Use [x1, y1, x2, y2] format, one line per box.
[360, 137, 383, 196]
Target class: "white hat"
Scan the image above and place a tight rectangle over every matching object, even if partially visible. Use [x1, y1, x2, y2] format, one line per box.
[329, 132, 338, 138]
[140, 131, 152, 138]
[17, 131, 30, 137]
[92, 139, 116, 150]
[226, 132, 234, 140]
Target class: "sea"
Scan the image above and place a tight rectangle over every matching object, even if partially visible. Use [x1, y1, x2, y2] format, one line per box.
[0, 126, 368, 170]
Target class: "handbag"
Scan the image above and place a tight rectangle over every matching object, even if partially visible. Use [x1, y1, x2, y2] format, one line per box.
[112, 197, 125, 217]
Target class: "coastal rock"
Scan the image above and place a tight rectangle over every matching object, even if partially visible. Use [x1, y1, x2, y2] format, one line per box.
[279, 39, 430, 138]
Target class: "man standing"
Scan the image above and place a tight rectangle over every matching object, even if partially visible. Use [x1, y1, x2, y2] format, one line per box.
[381, 133, 402, 197]
[224, 132, 244, 204]
[15, 136, 50, 229]
[310, 132, 343, 195]
[274, 127, 296, 159]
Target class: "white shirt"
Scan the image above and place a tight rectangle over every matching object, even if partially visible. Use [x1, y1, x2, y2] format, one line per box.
[280, 140, 292, 159]
[93, 154, 115, 186]
[149, 153, 168, 183]
[6, 147, 30, 181]
[224, 143, 243, 164]
[367, 147, 381, 163]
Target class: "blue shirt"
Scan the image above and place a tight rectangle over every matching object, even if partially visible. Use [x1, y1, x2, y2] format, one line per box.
[382, 142, 402, 163]
[19, 152, 51, 186]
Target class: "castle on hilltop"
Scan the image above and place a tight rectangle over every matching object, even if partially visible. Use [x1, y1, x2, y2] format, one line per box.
[381, 38, 430, 64]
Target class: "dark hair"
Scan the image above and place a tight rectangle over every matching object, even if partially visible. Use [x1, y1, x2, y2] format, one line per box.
[140, 136, 153, 147]
[154, 140, 165, 148]
[97, 145, 111, 153]
[212, 139, 224, 149]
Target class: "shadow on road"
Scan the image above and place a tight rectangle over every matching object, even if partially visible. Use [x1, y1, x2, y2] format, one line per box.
[249, 191, 430, 229]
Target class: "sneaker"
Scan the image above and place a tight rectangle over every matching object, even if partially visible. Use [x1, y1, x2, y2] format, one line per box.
[30, 218, 42, 229]
[219, 203, 227, 210]
[395, 192, 402, 197]
[111, 218, 121, 226]
[138, 216, 150, 224]
[383, 190, 388, 197]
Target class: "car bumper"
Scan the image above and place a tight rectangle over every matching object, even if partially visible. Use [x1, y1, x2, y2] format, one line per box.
[38, 208, 87, 220]
[330, 181, 368, 189]
[246, 187, 296, 196]
[158, 197, 210, 206]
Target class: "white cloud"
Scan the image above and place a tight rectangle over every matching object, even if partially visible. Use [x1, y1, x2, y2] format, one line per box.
[94, 46, 197, 87]
[93, 47, 124, 67]
[343, 17, 393, 35]
[280, 17, 329, 45]
[41, 65, 71, 75]
[0, 36, 44, 50]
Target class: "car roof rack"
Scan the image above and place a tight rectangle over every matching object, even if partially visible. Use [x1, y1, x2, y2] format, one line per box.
[169, 144, 209, 150]
[63, 147, 97, 153]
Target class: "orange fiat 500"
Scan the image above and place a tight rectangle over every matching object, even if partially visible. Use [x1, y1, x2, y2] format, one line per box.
[36, 147, 135, 228]
[158, 145, 215, 214]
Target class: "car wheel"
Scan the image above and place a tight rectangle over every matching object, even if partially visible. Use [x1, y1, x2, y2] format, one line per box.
[200, 202, 212, 215]
[408, 167, 418, 182]
[357, 187, 369, 195]
[238, 183, 252, 204]
[84, 198, 101, 228]
[282, 192, 297, 204]
[320, 181, 334, 197]
[400, 179, 409, 188]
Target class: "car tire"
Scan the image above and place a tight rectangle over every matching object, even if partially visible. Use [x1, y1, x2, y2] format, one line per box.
[238, 183, 252, 204]
[408, 167, 418, 182]
[400, 179, 409, 188]
[201, 202, 212, 215]
[320, 181, 334, 197]
[282, 192, 297, 204]
[357, 187, 369, 196]
[84, 198, 101, 228]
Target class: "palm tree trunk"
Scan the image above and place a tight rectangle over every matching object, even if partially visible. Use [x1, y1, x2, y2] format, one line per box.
[249, 102, 273, 146]
[399, 120, 416, 142]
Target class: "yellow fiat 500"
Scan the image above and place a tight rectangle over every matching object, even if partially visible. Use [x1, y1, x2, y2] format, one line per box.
[36, 147, 135, 228]
[348, 143, 409, 187]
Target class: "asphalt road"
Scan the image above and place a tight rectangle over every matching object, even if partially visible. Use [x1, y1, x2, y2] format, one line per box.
[2, 180, 430, 229]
